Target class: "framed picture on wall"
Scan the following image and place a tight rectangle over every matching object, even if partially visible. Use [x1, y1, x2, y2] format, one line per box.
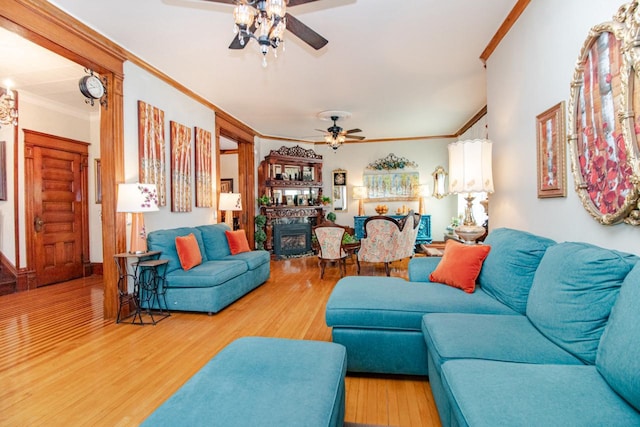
[221, 178, 233, 194]
[536, 101, 566, 198]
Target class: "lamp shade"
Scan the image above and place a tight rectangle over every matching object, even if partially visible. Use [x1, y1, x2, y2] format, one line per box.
[352, 186, 367, 200]
[116, 183, 159, 213]
[448, 139, 494, 194]
[219, 192, 242, 211]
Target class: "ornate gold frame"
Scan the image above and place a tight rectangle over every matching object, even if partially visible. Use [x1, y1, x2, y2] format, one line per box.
[536, 102, 566, 198]
[567, 2, 640, 225]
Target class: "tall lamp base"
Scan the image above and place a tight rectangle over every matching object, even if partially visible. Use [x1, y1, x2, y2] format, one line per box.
[129, 212, 148, 253]
[224, 210, 234, 229]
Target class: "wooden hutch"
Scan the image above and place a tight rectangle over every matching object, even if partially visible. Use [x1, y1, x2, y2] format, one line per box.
[258, 146, 325, 254]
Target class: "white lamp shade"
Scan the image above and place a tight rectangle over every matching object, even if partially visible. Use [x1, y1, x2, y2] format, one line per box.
[448, 139, 494, 194]
[116, 183, 159, 213]
[219, 192, 242, 211]
[352, 186, 367, 200]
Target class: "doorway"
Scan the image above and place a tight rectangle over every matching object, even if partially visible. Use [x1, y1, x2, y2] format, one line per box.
[24, 130, 90, 287]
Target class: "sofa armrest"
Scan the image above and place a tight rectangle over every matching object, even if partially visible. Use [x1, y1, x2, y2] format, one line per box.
[408, 257, 442, 282]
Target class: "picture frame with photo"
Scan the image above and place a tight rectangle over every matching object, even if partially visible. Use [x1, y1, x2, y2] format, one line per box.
[536, 101, 566, 198]
[220, 178, 233, 194]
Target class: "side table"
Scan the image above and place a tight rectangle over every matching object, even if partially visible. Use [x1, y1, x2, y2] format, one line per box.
[114, 251, 171, 325]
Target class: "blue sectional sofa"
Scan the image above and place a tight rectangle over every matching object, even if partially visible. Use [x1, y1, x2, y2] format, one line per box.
[325, 228, 640, 425]
[146, 223, 270, 314]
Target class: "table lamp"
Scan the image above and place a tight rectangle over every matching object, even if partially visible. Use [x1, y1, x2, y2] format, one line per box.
[219, 192, 242, 229]
[352, 186, 367, 216]
[116, 183, 159, 253]
[448, 139, 494, 244]
[418, 184, 430, 215]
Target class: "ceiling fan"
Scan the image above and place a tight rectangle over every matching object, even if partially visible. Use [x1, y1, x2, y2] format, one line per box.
[201, 0, 328, 56]
[316, 112, 366, 150]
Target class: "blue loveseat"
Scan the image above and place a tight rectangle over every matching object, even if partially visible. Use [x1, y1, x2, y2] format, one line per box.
[146, 223, 270, 314]
[325, 228, 640, 425]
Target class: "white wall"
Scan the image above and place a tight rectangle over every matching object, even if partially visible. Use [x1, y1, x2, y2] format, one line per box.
[220, 153, 239, 192]
[256, 137, 457, 239]
[122, 61, 217, 237]
[487, 0, 639, 253]
[0, 115, 16, 266]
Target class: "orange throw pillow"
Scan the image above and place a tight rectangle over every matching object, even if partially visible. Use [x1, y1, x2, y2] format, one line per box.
[175, 233, 202, 270]
[225, 229, 251, 255]
[429, 240, 491, 293]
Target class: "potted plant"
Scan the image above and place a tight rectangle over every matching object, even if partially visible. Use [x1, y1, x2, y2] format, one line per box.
[254, 214, 267, 250]
[258, 195, 270, 206]
[326, 212, 336, 222]
[321, 196, 331, 206]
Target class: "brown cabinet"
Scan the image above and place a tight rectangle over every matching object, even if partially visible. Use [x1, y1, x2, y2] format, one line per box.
[258, 146, 326, 254]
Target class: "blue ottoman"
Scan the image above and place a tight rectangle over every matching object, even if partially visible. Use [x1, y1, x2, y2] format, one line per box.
[142, 337, 347, 427]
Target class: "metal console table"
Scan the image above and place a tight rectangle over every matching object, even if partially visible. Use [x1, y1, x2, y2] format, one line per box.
[114, 251, 170, 325]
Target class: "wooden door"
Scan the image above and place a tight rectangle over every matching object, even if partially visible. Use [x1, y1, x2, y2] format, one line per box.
[25, 130, 90, 288]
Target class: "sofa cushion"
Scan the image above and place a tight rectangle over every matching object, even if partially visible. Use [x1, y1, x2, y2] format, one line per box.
[225, 229, 251, 255]
[408, 256, 442, 282]
[441, 360, 640, 427]
[478, 228, 555, 314]
[147, 227, 207, 274]
[422, 313, 582, 373]
[326, 276, 517, 332]
[221, 250, 270, 270]
[197, 223, 233, 260]
[175, 233, 202, 270]
[526, 242, 638, 364]
[165, 260, 248, 288]
[597, 261, 640, 412]
[429, 240, 491, 293]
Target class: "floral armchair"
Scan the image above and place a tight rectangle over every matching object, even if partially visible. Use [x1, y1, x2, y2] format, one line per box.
[313, 223, 348, 278]
[357, 211, 419, 276]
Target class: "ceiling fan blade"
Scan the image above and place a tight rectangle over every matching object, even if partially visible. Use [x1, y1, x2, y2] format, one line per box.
[346, 135, 366, 141]
[228, 23, 256, 49]
[344, 128, 362, 134]
[287, 0, 321, 6]
[314, 129, 329, 133]
[285, 13, 328, 50]
[200, 0, 236, 4]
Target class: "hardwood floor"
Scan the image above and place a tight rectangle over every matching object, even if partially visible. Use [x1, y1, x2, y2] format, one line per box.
[0, 255, 440, 426]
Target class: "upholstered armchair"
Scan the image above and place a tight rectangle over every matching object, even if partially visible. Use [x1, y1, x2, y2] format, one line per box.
[357, 211, 419, 276]
[396, 211, 420, 260]
[313, 223, 348, 278]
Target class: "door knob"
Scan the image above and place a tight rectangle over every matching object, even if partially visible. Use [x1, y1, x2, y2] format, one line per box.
[34, 216, 44, 232]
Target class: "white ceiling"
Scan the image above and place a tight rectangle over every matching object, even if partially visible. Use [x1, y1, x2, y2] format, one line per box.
[3, 0, 518, 142]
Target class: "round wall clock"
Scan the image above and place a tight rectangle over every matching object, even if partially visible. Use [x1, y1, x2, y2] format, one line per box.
[79, 74, 105, 100]
[568, 18, 639, 225]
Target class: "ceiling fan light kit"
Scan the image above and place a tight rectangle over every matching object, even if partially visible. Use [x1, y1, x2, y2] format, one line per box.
[206, 0, 328, 67]
[316, 110, 366, 151]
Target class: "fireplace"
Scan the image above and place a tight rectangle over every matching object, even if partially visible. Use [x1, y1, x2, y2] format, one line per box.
[273, 222, 312, 259]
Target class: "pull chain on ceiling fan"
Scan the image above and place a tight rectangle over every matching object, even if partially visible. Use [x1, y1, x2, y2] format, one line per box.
[202, 0, 328, 67]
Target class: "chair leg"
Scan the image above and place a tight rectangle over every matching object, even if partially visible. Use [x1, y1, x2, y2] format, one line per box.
[356, 258, 360, 275]
[319, 259, 325, 279]
[384, 262, 390, 276]
[340, 259, 346, 277]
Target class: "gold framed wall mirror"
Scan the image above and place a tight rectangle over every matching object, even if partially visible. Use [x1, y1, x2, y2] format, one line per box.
[432, 166, 448, 199]
[332, 169, 347, 211]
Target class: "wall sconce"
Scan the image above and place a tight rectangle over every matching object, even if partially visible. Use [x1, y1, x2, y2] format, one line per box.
[219, 192, 242, 229]
[352, 186, 367, 216]
[116, 183, 159, 253]
[0, 84, 18, 128]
